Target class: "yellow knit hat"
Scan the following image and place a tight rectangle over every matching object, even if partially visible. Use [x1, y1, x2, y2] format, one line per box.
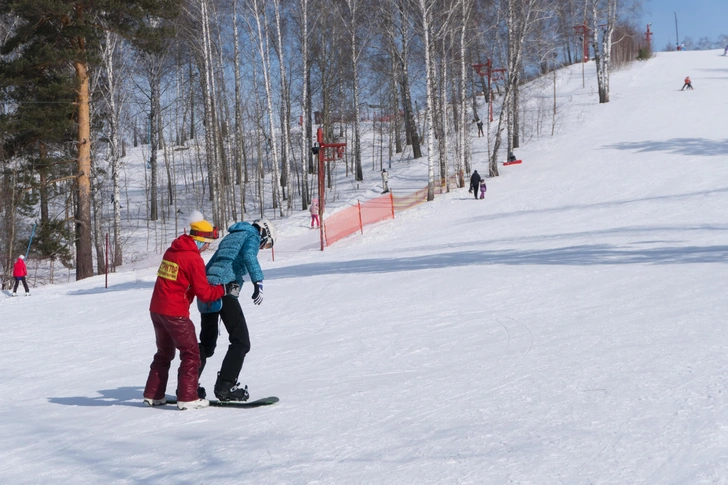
[189, 211, 218, 243]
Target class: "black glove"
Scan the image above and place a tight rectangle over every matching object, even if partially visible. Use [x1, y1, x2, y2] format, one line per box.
[225, 282, 241, 298]
[251, 281, 263, 305]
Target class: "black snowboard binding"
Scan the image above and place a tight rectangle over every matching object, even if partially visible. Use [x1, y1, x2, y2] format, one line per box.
[214, 372, 249, 402]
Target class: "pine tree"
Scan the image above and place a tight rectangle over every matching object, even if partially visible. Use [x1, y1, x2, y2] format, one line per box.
[0, 0, 181, 280]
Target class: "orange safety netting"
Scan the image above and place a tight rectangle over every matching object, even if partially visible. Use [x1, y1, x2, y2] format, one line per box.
[323, 174, 462, 247]
[324, 205, 362, 246]
[392, 188, 427, 211]
[360, 194, 394, 226]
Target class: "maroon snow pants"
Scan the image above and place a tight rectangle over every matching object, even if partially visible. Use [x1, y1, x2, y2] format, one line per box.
[144, 312, 201, 402]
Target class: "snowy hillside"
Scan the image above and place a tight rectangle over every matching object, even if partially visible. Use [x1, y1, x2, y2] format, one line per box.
[2, 50, 728, 484]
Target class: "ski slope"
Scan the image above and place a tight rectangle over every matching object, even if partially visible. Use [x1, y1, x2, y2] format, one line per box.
[1, 49, 728, 484]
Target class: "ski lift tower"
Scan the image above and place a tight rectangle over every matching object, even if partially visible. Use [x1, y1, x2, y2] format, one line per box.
[472, 59, 506, 122]
[313, 126, 347, 251]
[573, 23, 590, 87]
[645, 23, 653, 53]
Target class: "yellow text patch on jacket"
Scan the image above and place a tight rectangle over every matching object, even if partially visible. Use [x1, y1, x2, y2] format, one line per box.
[157, 260, 179, 281]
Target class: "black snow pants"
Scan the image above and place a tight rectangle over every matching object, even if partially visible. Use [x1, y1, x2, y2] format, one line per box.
[13, 277, 29, 293]
[199, 294, 251, 384]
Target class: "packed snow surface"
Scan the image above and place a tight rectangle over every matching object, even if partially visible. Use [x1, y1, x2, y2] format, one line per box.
[2, 50, 728, 484]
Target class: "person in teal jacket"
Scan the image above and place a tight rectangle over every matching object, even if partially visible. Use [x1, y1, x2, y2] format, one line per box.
[198, 218, 276, 401]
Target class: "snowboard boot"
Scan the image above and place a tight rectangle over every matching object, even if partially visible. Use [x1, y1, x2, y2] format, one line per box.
[177, 398, 209, 410]
[143, 397, 167, 407]
[214, 372, 249, 402]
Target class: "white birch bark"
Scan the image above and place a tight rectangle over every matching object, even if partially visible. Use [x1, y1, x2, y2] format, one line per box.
[457, 0, 473, 188]
[417, 0, 437, 201]
[439, 38, 450, 192]
[272, 0, 293, 211]
[343, 0, 364, 181]
[100, 30, 124, 266]
[232, 0, 247, 216]
[248, 0, 284, 217]
[211, 0, 234, 222]
[591, 0, 617, 103]
[200, 0, 222, 225]
[489, 0, 539, 176]
[299, 0, 310, 209]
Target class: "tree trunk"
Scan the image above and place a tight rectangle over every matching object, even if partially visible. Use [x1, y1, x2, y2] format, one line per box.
[346, 0, 364, 182]
[200, 0, 221, 226]
[273, 0, 294, 209]
[400, 1, 421, 159]
[250, 0, 284, 217]
[418, 0, 436, 201]
[299, 0, 311, 210]
[149, 82, 159, 221]
[74, 59, 94, 280]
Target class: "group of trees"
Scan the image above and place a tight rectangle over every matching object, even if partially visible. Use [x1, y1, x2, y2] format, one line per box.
[665, 35, 728, 52]
[0, 0, 644, 285]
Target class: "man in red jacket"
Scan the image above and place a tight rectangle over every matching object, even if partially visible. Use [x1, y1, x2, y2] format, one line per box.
[12, 255, 29, 296]
[143, 212, 226, 410]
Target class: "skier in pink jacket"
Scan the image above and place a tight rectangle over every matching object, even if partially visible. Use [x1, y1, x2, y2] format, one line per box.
[310, 198, 320, 228]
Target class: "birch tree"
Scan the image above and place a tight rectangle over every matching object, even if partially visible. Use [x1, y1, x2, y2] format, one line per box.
[397, 0, 422, 159]
[342, 0, 366, 181]
[489, 0, 540, 177]
[457, 0, 475, 188]
[415, 0, 438, 201]
[296, 0, 312, 210]
[590, 0, 617, 103]
[272, 0, 294, 209]
[198, 0, 223, 226]
[99, 31, 127, 267]
[232, 0, 249, 216]
[246, 0, 284, 217]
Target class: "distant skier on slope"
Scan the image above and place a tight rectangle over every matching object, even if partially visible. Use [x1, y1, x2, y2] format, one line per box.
[310, 198, 320, 228]
[469, 170, 482, 200]
[681, 76, 693, 91]
[12, 255, 29, 296]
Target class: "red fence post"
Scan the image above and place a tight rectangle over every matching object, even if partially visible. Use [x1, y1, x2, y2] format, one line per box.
[358, 200, 364, 234]
[105, 232, 109, 289]
[318, 128, 325, 251]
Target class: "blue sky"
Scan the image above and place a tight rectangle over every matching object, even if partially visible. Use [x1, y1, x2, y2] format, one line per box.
[642, 0, 728, 49]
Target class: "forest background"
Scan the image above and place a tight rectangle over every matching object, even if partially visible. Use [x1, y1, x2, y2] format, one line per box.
[1, 0, 726, 287]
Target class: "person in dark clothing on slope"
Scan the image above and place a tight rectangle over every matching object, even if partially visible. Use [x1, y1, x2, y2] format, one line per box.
[470, 170, 482, 199]
[197, 218, 276, 402]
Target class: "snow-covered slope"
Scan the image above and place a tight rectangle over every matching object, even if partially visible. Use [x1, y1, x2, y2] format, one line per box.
[2, 50, 728, 484]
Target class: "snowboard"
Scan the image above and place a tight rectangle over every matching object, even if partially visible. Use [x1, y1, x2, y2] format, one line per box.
[503, 159, 523, 166]
[197, 297, 222, 313]
[167, 396, 279, 408]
